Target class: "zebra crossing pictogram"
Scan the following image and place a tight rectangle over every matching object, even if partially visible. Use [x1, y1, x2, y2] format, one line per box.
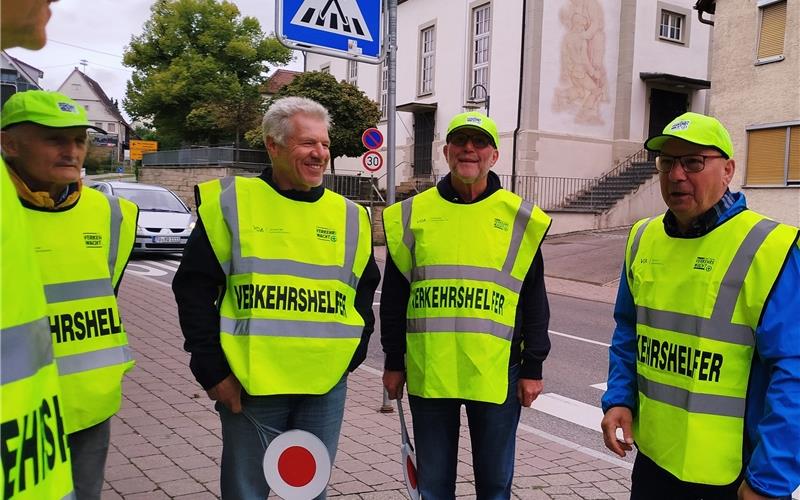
[290, 0, 373, 42]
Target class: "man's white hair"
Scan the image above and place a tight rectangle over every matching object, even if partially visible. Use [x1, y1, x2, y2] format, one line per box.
[262, 96, 330, 146]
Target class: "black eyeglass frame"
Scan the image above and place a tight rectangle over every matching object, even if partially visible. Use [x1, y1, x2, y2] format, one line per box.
[655, 154, 726, 173]
[448, 132, 493, 149]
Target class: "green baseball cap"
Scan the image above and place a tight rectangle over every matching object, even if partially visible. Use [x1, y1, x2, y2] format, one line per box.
[1, 90, 106, 133]
[644, 112, 733, 159]
[446, 111, 499, 150]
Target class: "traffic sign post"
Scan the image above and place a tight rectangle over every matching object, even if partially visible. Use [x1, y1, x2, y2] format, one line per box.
[362, 151, 383, 172]
[276, 0, 385, 63]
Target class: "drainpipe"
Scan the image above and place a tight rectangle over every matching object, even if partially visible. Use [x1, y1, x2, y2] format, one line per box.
[511, 0, 527, 194]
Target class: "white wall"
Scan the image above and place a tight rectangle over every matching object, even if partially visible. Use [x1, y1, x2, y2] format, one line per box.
[629, 0, 711, 140]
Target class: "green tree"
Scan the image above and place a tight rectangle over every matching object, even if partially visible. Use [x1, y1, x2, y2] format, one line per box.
[265, 71, 382, 174]
[123, 0, 292, 149]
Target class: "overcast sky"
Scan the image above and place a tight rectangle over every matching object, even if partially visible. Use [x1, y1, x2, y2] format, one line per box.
[5, 0, 304, 121]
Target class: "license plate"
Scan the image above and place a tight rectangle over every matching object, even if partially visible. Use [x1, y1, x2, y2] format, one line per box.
[154, 236, 181, 243]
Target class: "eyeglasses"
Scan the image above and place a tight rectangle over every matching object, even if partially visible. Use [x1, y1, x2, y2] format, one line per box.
[448, 132, 492, 149]
[655, 154, 725, 173]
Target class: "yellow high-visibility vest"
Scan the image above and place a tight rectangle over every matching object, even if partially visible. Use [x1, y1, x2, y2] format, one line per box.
[200, 177, 372, 395]
[1, 162, 75, 499]
[384, 187, 551, 403]
[625, 210, 798, 484]
[24, 188, 137, 434]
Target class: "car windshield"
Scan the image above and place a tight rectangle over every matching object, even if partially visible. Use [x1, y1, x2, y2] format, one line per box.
[114, 188, 188, 213]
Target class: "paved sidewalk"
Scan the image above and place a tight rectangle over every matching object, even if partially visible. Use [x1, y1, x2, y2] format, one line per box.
[105, 268, 632, 499]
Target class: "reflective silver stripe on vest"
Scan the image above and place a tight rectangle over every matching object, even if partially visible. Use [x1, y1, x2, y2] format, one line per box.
[0, 317, 53, 384]
[220, 317, 362, 339]
[342, 201, 360, 285]
[62, 491, 77, 500]
[407, 317, 514, 341]
[636, 306, 754, 346]
[628, 217, 653, 283]
[231, 258, 359, 288]
[400, 198, 415, 282]
[56, 345, 133, 376]
[104, 194, 123, 279]
[638, 375, 745, 418]
[220, 180, 360, 287]
[220, 176, 235, 190]
[412, 265, 524, 293]
[502, 200, 533, 275]
[44, 278, 115, 304]
[636, 219, 778, 347]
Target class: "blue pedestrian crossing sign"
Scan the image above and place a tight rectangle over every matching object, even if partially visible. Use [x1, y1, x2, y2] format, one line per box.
[277, 0, 384, 63]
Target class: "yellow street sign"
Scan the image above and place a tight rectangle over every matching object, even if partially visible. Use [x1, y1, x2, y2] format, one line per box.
[130, 140, 158, 160]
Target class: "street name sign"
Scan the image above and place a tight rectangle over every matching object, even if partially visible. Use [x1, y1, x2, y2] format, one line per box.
[276, 0, 384, 63]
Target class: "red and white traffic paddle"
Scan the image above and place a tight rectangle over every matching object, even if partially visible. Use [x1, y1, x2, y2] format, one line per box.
[397, 398, 421, 500]
[262, 429, 331, 500]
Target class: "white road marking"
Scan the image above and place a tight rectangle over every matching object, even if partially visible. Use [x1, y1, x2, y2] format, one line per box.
[126, 263, 167, 277]
[591, 382, 607, 391]
[143, 260, 179, 272]
[549, 329, 610, 347]
[532, 393, 604, 433]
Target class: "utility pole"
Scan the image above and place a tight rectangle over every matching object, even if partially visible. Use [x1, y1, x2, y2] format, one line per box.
[386, 0, 397, 205]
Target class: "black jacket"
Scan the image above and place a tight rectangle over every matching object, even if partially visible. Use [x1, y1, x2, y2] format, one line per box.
[379, 171, 551, 380]
[172, 170, 381, 390]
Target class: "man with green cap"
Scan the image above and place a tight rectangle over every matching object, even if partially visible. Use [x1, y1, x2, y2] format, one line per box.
[1, 90, 138, 500]
[601, 112, 800, 499]
[381, 111, 552, 498]
[1, 2, 76, 499]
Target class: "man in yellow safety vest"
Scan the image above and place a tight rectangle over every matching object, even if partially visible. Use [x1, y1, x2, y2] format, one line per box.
[601, 112, 800, 499]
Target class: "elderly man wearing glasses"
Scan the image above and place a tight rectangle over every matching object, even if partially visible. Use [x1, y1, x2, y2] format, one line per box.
[601, 112, 800, 499]
[381, 111, 553, 499]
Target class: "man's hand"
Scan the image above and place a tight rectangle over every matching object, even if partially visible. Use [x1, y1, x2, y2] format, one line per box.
[600, 406, 634, 457]
[517, 378, 543, 407]
[207, 373, 242, 413]
[738, 481, 769, 500]
[383, 370, 406, 400]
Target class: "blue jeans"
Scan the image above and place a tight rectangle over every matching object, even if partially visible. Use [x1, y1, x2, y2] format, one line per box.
[68, 418, 111, 500]
[217, 376, 347, 500]
[409, 364, 521, 500]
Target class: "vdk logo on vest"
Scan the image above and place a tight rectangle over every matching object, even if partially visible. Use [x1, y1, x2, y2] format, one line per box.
[82, 232, 102, 248]
[693, 256, 716, 272]
[316, 226, 338, 243]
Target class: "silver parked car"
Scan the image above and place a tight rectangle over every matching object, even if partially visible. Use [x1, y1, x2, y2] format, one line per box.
[89, 181, 195, 253]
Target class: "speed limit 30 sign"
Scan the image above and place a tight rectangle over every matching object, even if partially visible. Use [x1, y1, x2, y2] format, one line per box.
[362, 151, 384, 172]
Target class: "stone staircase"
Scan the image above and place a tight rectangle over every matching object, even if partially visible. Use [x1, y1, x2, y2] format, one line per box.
[559, 149, 656, 213]
[387, 177, 437, 201]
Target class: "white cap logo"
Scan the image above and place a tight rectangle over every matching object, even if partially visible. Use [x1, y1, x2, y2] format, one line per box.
[466, 116, 482, 125]
[670, 120, 690, 131]
[57, 102, 77, 113]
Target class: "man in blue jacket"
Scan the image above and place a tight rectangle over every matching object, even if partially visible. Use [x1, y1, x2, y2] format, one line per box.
[601, 112, 800, 500]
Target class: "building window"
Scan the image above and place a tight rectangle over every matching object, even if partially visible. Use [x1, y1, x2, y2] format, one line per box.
[745, 123, 800, 185]
[659, 10, 685, 42]
[347, 60, 358, 85]
[418, 25, 435, 96]
[756, 0, 786, 63]
[380, 60, 388, 120]
[319, 64, 330, 74]
[470, 3, 491, 100]
[107, 122, 116, 133]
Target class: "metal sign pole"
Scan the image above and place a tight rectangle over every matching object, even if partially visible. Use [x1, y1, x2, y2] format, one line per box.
[386, 0, 397, 205]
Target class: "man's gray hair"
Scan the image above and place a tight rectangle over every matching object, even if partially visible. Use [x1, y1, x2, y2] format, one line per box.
[262, 96, 330, 145]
